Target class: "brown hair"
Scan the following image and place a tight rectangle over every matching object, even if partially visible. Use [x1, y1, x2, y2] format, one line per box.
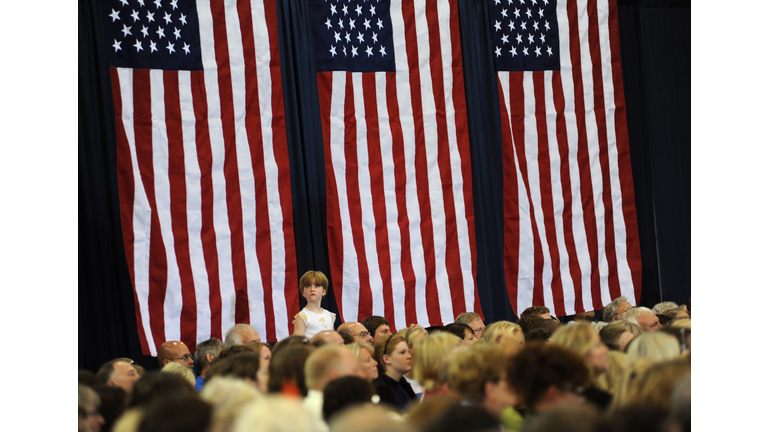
[299, 270, 329, 294]
[373, 333, 406, 375]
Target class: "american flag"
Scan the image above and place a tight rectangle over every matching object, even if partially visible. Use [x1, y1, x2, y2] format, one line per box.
[107, 0, 298, 354]
[491, 0, 642, 316]
[312, 0, 482, 329]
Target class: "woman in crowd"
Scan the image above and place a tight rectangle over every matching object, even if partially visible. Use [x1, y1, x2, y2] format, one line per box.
[412, 331, 463, 400]
[476, 321, 526, 357]
[402, 325, 429, 398]
[346, 342, 378, 382]
[371, 333, 417, 413]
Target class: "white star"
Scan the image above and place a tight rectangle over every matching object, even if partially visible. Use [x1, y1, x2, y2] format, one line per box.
[119, 0, 129, 6]
[345, 32, 351, 43]
[343, 46, 347, 57]
[501, 8, 507, 18]
[179, 13, 187, 25]
[372, 32, 378, 43]
[109, 9, 120, 22]
[363, 18, 371, 29]
[519, 0, 525, 3]
[166, 41, 175, 53]
[154, 0, 162, 9]
[494, 0, 500, 4]
[164, 12, 173, 25]
[509, 0, 515, 4]
[141, 26, 149, 38]
[547, 46, 553, 56]
[539, 8, 544, 18]
[338, 18, 344, 29]
[523, 46, 529, 55]
[334, 31, 341, 42]
[325, 18, 332, 29]
[543, 0, 549, 4]
[528, 33, 534, 44]
[351, 46, 358, 57]
[520, 21, 527, 30]
[516, 34, 523, 44]
[137, 0, 145, 6]
[330, 4, 336, 15]
[171, 0, 178, 10]
[149, 40, 158, 52]
[501, 34, 509, 44]
[342, 4, 348, 15]
[535, 46, 541, 56]
[366, 46, 373, 57]
[156, 27, 166, 39]
[533, 21, 539, 30]
[539, 33, 545, 43]
[349, 18, 356, 29]
[134, 40, 143, 52]
[146, 11, 155, 22]
[183, 42, 191, 54]
[370, 5, 376, 16]
[544, 21, 550, 31]
[329, 45, 337, 56]
[513, 8, 520, 18]
[377, 18, 384, 29]
[122, 24, 132, 37]
[174, 27, 182, 40]
[112, 39, 122, 52]
[355, 4, 363, 16]
[526, 8, 532, 19]
[495, 46, 502, 57]
[509, 46, 517, 56]
[131, 10, 140, 22]
[357, 32, 365, 43]
[494, 21, 501, 31]
[508, 20, 515, 31]
[379, 45, 386, 56]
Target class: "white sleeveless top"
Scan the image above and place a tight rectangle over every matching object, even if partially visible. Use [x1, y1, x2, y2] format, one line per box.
[294, 307, 336, 340]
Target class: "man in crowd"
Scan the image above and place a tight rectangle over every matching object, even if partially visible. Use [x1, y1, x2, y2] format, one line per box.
[337, 321, 374, 344]
[223, 323, 262, 348]
[361, 316, 392, 345]
[303, 345, 363, 428]
[96, 358, 140, 394]
[601, 296, 634, 322]
[454, 312, 486, 339]
[157, 340, 195, 369]
[310, 330, 345, 347]
[624, 307, 662, 333]
[194, 337, 224, 390]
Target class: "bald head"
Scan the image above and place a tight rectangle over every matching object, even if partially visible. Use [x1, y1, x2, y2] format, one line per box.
[338, 322, 373, 344]
[224, 324, 262, 348]
[304, 345, 361, 390]
[310, 330, 345, 347]
[157, 341, 194, 369]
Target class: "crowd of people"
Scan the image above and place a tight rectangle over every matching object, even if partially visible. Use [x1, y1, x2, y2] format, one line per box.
[79, 272, 691, 432]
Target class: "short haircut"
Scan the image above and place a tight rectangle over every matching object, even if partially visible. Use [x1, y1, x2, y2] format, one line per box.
[322, 376, 375, 422]
[476, 320, 523, 345]
[223, 324, 258, 348]
[216, 345, 257, 361]
[651, 301, 679, 315]
[304, 345, 353, 390]
[267, 344, 314, 397]
[270, 335, 309, 359]
[96, 359, 121, 384]
[337, 328, 355, 344]
[299, 270, 329, 293]
[453, 312, 482, 326]
[517, 313, 545, 333]
[138, 396, 212, 432]
[599, 320, 633, 351]
[361, 315, 390, 336]
[128, 371, 197, 409]
[520, 306, 551, 317]
[206, 353, 261, 383]
[195, 338, 224, 371]
[525, 328, 552, 342]
[200, 377, 261, 432]
[601, 296, 629, 322]
[441, 323, 472, 340]
[161, 362, 196, 387]
[624, 307, 654, 329]
[626, 332, 681, 364]
[93, 384, 128, 432]
[446, 344, 507, 403]
[548, 323, 601, 380]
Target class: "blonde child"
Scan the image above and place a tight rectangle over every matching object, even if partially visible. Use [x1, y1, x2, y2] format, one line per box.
[292, 271, 336, 339]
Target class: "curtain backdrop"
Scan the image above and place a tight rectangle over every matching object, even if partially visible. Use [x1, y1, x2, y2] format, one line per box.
[79, 0, 690, 371]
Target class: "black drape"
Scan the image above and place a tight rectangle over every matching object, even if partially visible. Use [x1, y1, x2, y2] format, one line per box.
[79, 0, 690, 371]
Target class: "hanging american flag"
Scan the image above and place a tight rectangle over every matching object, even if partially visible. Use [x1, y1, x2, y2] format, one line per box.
[312, 0, 482, 330]
[491, 0, 642, 317]
[106, 0, 298, 354]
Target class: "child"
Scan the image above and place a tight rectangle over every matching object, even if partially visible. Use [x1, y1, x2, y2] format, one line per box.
[292, 270, 336, 340]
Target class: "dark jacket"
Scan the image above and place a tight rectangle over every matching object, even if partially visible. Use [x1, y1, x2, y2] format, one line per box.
[372, 374, 417, 412]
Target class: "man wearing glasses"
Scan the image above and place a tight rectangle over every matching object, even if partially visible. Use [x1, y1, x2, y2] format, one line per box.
[454, 312, 485, 338]
[337, 321, 374, 345]
[157, 340, 195, 369]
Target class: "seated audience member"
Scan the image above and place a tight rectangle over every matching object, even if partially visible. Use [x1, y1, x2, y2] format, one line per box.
[337, 321, 374, 345]
[425, 325, 444, 335]
[157, 341, 194, 369]
[598, 321, 635, 352]
[601, 297, 633, 322]
[623, 307, 661, 333]
[407, 395, 462, 430]
[454, 312, 485, 339]
[609, 358, 654, 413]
[271, 335, 310, 357]
[622, 359, 690, 415]
[303, 345, 362, 428]
[506, 342, 590, 414]
[662, 306, 690, 321]
[79, 384, 106, 432]
[595, 351, 627, 396]
[80, 370, 103, 388]
[533, 318, 562, 334]
[311, 330, 345, 347]
[246, 341, 272, 393]
[372, 333, 417, 413]
[524, 328, 552, 343]
[329, 404, 416, 432]
[345, 342, 378, 383]
[362, 315, 393, 345]
[402, 325, 429, 397]
[162, 361, 197, 388]
[651, 301, 679, 315]
[267, 344, 315, 397]
[137, 396, 212, 432]
[200, 377, 261, 432]
[97, 358, 140, 394]
[127, 371, 197, 409]
[93, 384, 128, 432]
[668, 373, 691, 432]
[520, 305, 554, 320]
[446, 344, 522, 432]
[194, 338, 224, 391]
[625, 332, 681, 365]
[119, 358, 146, 377]
[476, 321, 525, 357]
[233, 396, 322, 432]
[549, 324, 612, 410]
[442, 322, 477, 346]
[519, 402, 602, 432]
[322, 376, 376, 423]
[423, 404, 504, 432]
[656, 314, 674, 327]
[223, 324, 262, 348]
[413, 332, 463, 399]
[517, 314, 544, 334]
[205, 353, 262, 390]
[571, 311, 596, 324]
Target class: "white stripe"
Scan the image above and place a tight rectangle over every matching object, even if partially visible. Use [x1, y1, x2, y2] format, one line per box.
[391, 0, 429, 324]
[413, 0, 453, 324]
[575, 0, 611, 307]
[375, 72, 407, 330]
[117, 68, 157, 355]
[436, 0, 475, 315]
[197, 0, 236, 335]
[148, 70, 183, 342]
[352, 73, 386, 317]
[595, 0, 634, 303]
[556, 0, 593, 310]
[178, 71, 212, 343]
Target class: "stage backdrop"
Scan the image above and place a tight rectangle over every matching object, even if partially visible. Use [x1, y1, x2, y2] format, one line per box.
[79, 0, 690, 370]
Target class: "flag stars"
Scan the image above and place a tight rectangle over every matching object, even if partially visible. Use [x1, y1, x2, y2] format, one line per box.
[156, 27, 166, 39]
[170, 0, 178, 9]
[508, 20, 515, 31]
[523, 46, 529, 55]
[366, 45, 373, 57]
[355, 4, 363, 16]
[122, 24, 133, 37]
[501, 8, 508, 18]
[514, 8, 520, 18]
[535, 46, 541, 56]
[379, 45, 386, 56]
[131, 10, 140, 22]
[351, 46, 358, 57]
[509, 46, 517, 56]
[134, 40, 143, 52]
[338, 18, 344, 29]
[501, 34, 509, 44]
[345, 32, 351, 43]
[349, 18, 356, 29]
[146, 11, 155, 22]
[326, 18, 333, 29]
[495, 20, 501, 31]
[516, 33, 523, 44]
[528, 33, 534, 44]
[330, 4, 337, 15]
[533, 21, 539, 31]
[334, 31, 341, 42]
[370, 5, 376, 16]
[174, 27, 182, 39]
[372, 32, 378, 43]
[166, 41, 175, 54]
[342, 4, 348, 15]
[544, 21, 550, 31]
[110, 9, 120, 22]
[526, 8, 532, 19]
[495, 46, 502, 57]
[164, 12, 173, 24]
[119, 0, 129, 6]
[149, 40, 158, 52]
[363, 18, 371, 30]
[547, 46, 553, 56]
[357, 32, 365, 43]
[376, 18, 384, 29]
[539, 33, 545, 43]
[154, 0, 162, 8]
[179, 13, 187, 25]
[112, 39, 122, 52]
[182, 42, 191, 54]
[538, 8, 544, 18]
[330, 44, 337, 56]
[141, 25, 149, 38]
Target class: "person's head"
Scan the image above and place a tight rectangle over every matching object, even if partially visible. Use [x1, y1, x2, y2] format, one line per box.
[362, 316, 392, 345]
[200, 377, 262, 432]
[521, 306, 552, 320]
[595, 350, 627, 395]
[267, 344, 315, 397]
[651, 301, 678, 315]
[195, 338, 224, 377]
[622, 359, 691, 414]
[138, 396, 212, 432]
[128, 371, 197, 409]
[310, 330, 345, 347]
[598, 320, 636, 352]
[328, 403, 417, 432]
[404, 324, 429, 350]
[661, 306, 689, 321]
[79, 384, 105, 432]
[549, 323, 609, 381]
[446, 344, 516, 418]
[506, 342, 590, 413]
[413, 331, 463, 392]
[525, 328, 553, 343]
[572, 311, 596, 324]
[206, 353, 262, 389]
[442, 323, 476, 345]
[299, 270, 329, 301]
[305, 345, 361, 391]
[476, 321, 525, 357]
[233, 395, 320, 432]
[97, 359, 140, 394]
[373, 333, 411, 379]
[337, 322, 374, 344]
[625, 332, 681, 365]
[624, 307, 661, 333]
[92, 385, 128, 432]
[322, 376, 376, 423]
[270, 335, 310, 358]
[454, 312, 485, 338]
[157, 341, 194, 369]
[161, 361, 197, 387]
[224, 324, 262, 348]
[601, 296, 633, 322]
[346, 342, 378, 381]
[519, 402, 602, 432]
[517, 313, 545, 333]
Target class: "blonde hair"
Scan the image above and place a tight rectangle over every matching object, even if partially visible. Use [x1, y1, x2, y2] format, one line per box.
[446, 344, 506, 403]
[549, 323, 601, 381]
[669, 318, 691, 330]
[346, 342, 374, 360]
[232, 395, 320, 432]
[412, 332, 463, 392]
[595, 350, 626, 394]
[626, 332, 680, 364]
[404, 325, 428, 349]
[476, 321, 522, 344]
[454, 312, 482, 326]
[201, 377, 262, 432]
[298, 270, 328, 294]
[112, 408, 144, 432]
[623, 359, 691, 413]
[161, 361, 196, 387]
[610, 358, 654, 413]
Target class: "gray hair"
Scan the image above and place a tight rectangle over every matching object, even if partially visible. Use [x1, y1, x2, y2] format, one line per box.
[224, 324, 256, 348]
[624, 307, 654, 330]
[601, 296, 628, 322]
[196, 338, 225, 369]
[651, 301, 679, 315]
[78, 384, 101, 410]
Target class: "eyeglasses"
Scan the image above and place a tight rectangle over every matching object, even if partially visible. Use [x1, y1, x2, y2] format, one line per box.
[473, 327, 485, 335]
[353, 331, 371, 338]
[169, 354, 194, 362]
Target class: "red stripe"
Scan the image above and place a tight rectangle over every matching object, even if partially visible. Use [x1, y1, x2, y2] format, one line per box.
[402, 0, 441, 324]
[190, 71, 223, 340]
[210, 0, 250, 324]
[586, 0, 621, 302]
[606, 0, 643, 299]
[552, 71, 585, 313]
[236, 0, 276, 341]
[566, 0, 602, 308]
[499, 74, 520, 317]
[386, 72, 418, 326]
[132, 69, 167, 349]
[111, 68, 150, 354]
[424, 0, 466, 318]
[163, 71, 198, 346]
[318, 72, 346, 322]
[532, 72, 566, 316]
[361, 73, 396, 324]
